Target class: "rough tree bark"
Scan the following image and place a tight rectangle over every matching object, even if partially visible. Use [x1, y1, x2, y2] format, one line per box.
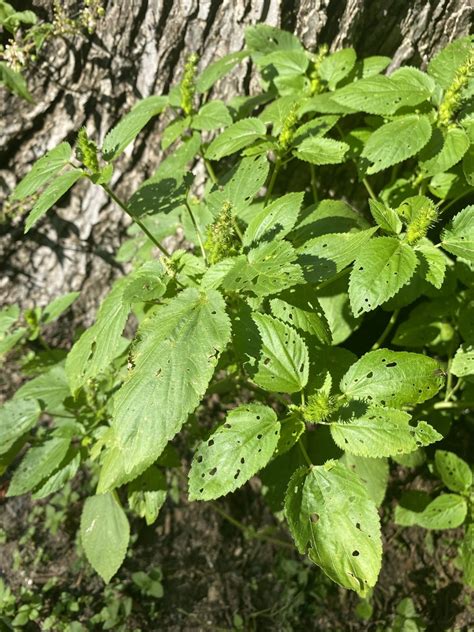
[0, 0, 472, 324]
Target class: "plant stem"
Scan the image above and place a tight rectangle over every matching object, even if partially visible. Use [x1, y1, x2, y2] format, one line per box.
[298, 440, 312, 467]
[441, 190, 472, 215]
[433, 401, 474, 410]
[210, 503, 294, 549]
[371, 309, 400, 350]
[102, 184, 171, 258]
[315, 267, 350, 293]
[233, 218, 244, 243]
[184, 199, 208, 265]
[362, 177, 377, 201]
[264, 157, 281, 206]
[203, 156, 218, 186]
[445, 378, 463, 402]
[310, 164, 318, 204]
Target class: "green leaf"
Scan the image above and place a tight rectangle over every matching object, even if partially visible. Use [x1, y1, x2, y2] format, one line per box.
[368, 199, 402, 234]
[80, 493, 130, 583]
[340, 349, 444, 407]
[317, 276, 361, 345]
[294, 137, 349, 165]
[330, 402, 441, 458]
[41, 291, 80, 324]
[252, 313, 309, 393]
[332, 75, 430, 115]
[245, 24, 303, 59]
[399, 494, 468, 530]
[24, 169, 83, 233]
[415, 241, 447, 289]
[32, 448, 81, 499]
[275, 414, 306, 457]
[463, 144, 474, 186]
[270, 285, 331, 344]
[390, 66, 436, 97]
[192, 100, 232, 131]
[128, 466, 167, 526]
[0, 399, 40, 455]
[285, 461, 382, 595]
[12, 143, 71, 200]
[362, 115, 432, 174]
[66, 278, 131, 394]
[435, 450, 472, 493]
[205, 118, 267, 161]
[15, 365, 70, 415]
[428, 36, 474, 89]
[102, 95, 168, 161]
[98, 288, 231, 491]
[451, 343, 474, 379]
[243, 192, 304, 246]
[392, 299, 455, 349]
[0, 62, 33, 102]
[442, 205, 474, 262]
[419, 127, 469, 176]
[161, 117, 190, 149]
[319, 49, 356, 90]
[349, 237, 418, 315]
[7, 433, 72, 496]
[297, 227, 377, 284]
[189, 403, 280, 500]
[462, 524, 474, 587]
[196, 51, 248, 93]
[340, 454, 389, 507]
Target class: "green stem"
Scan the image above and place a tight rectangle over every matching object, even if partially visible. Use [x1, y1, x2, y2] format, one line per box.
[445, 378, 463, 402]
[203, 156, 218, 186]
[102, 184, 171, 258]
[310, 164, 318, 204]
[315, 267, 351, 293]
[433, 401, 474, 410]
[362, 177, 377, 201]
[371, 309, 400, 350]
[298, 440, 312, 467]
[184, 199, 208, 265]
[441, 190, 472, 215]
[264, 158, 281, 206]
[232, 218, 244, 243]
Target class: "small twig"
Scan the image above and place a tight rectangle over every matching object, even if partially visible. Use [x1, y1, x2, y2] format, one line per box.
[371, 309, 400, 350]
[184, 199, 208, 264]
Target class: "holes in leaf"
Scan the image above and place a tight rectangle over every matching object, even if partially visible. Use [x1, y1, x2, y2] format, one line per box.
[257, 434, 263, 440]
[208, 439, 215, 447]
[234, 469, 241, 479]
[197, 455, 203, 463]
[366, 371, 373, 379]
[263, 357, 271, 366]
[209, 467, 217, 476]
[240, 457, 245, 464]
[352, 550, 360, 557]
[386, 361, 397, 368]
[310, 513, 320, 524]
[224, 423, 231, 429]
[356, 522, 361, 530]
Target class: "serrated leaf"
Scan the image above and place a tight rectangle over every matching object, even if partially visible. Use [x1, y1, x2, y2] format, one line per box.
[252, 313, 309, 393]
[245, 24, 303, 60]
[435, 450, 472, 493]
[24, 169, 83, 232]
[368, 199, 402, 234]
[275, 414, 306, 457]
[66, 278, 131, 394]
[102, 95, 168, 161]
[7, 433, 72, 496]
[451, 343, 474, 378]
[98, 289, 230, 492]
[32, 448, 81, 499]
[340, 349, 444, 407]
[285, 461, 382, 595]
[442, 205, 474, 262]
[390, 66, 436, 96]
[205, 118, 267, 161]
[189, 403, 280, 500]
[0, 399, 40, 455]
[363, 115, 432, 174]
[463, 144, 474, 185]
[330, 402, 441, 458]
[41, 291, 80, 324]
[0, 62, 33, 101]
[319, 48, 356, 90]
[414, 494, 468, 529]
[15, 365, 70, 415]
[12, 142, 72, 201]
[419, 126, 469, 176]
[463, 524, 474, 587]
[128, 466, 167, 526]
[340, 453, 389, 507]
[349, 237, 418, 315]
[270, 285, 331, 344]
[259, 49, 308, 76]
[428, 36, 474, 89]
[332, 75, 430, 115]
[161, 117, 190, 149]
[317, 275, 361, 345]
[192, 100, 232, 131]
[196, 51, 248, 93]
[415, 242, 447, 289]
[298, 227, 377, 284]
[294, 137, 349, 165]
[243, 192, 304, 247]
[80, 493, 130, 583]
[392, 299, 455, 349]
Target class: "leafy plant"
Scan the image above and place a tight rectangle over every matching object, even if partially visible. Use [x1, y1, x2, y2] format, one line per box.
[3, 26, 474, 596]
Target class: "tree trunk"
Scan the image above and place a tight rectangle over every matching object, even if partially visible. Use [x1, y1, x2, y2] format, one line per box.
[1, 0, 471, 322]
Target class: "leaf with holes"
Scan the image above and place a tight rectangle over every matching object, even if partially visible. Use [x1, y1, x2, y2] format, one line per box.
[419, 127, 469, 176]
[285, 461, 382, 595]
[435, 450, 472, 493]
[349, 237, 418, 315]
[97, 288, 231, 492]
[362, 115, 432, 174]
[205, 118, 267, 161]
[330, 402, 441, 458]
[442, 205, 474, 262]
[192, 100, 233, 131]
[80, 493, 130, 583]
[368, 199, 402, 234]
[415, 241, 447, 289]
[340, 454, 389, 507]
[319, 48, 357, 90]
[274, 414, 306, 457]
[270, 286, 331, 344]
[427, 36, 473, 89]
[451, 344, 474, 379]
[294, 137, 349, 165]
[396, 494, 468, 530]
[243, 192, 304, 247]
[189, 403, 280, 500]
[252, 313, 309, 393]
[340, 349, 444, 407]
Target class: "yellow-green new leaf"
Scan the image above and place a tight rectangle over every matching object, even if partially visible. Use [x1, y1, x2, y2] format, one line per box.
[442, 205, 474, 262]
[435, 450, 472, 493]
